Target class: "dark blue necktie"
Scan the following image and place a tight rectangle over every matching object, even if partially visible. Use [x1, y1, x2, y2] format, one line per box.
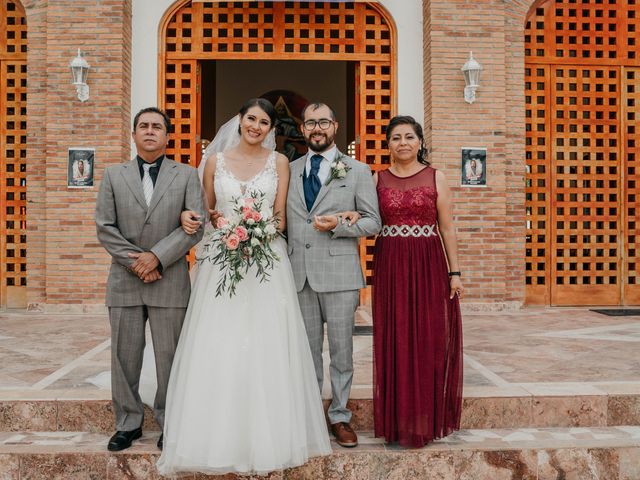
[303, 154, 323, 211]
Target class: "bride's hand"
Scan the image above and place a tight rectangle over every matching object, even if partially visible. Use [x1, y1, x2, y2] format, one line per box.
[209, 209, 223, 228]
[180, 210, 201, 235]
[337, 210, 361, 226]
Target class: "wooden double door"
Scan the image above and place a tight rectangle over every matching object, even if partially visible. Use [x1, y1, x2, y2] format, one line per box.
[525, 1, 640, 305]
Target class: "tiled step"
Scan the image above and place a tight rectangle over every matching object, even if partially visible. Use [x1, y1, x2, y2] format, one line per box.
[1, 390, 639, 433]
[0, 427, 638, 479]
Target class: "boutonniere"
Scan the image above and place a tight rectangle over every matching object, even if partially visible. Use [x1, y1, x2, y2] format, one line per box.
[325, 159, 351, 186]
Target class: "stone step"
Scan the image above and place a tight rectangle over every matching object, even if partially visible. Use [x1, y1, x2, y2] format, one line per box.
[0, 427, 638, 479]
[1, 390, 639, 433]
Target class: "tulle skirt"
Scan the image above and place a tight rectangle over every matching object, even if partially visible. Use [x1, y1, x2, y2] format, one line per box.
[372, 234, 463, 448]
[156, 238, 331, 476]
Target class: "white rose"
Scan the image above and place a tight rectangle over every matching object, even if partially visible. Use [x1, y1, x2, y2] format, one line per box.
[251, 237, 260, 247]
[336, 160, 346, 170]
[246, 218, 255, 225]
[337, 169, 347, 178]
[264, 224, 277, 235]
[253, 227, 263, 237]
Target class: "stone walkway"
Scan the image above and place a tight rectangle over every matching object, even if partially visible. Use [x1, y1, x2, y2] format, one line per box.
[0, 307, 638, 399]
[1, 307, 639, 478]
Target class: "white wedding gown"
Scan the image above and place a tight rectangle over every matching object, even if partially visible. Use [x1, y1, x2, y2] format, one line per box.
[156, 152, 331, 476]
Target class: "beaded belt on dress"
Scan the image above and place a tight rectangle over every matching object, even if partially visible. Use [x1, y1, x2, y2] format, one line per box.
[380, 224, 438, 238]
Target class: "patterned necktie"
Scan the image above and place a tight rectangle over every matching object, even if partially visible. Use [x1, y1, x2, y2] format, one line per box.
[304, 154, 323, 211]
[142, 163, 155, 206]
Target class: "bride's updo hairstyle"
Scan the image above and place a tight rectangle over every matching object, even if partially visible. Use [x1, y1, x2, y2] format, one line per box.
[238, 98, 277, 130]
[385, 116, 430, 166]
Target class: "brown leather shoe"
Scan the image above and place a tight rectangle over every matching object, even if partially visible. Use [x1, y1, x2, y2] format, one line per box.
[331, 422, 358, 448]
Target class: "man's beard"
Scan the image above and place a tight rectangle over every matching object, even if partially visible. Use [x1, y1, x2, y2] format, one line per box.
[305, 132, 334, 152]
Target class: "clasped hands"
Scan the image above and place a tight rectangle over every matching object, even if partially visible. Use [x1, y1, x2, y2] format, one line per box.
[128, 251, 161, 283]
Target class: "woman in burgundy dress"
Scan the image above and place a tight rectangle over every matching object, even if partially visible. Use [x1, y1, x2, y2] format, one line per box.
[372, 116, 464, 448]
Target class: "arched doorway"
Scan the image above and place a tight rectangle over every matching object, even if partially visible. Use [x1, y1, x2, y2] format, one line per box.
[524, 0, 640, 305]
[159, 1, 396, 300]
[0, 0, 27, 308]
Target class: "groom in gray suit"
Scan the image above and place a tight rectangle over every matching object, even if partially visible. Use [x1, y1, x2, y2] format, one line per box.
[96, 107, 206, 452]
[287, 102, 381, 447]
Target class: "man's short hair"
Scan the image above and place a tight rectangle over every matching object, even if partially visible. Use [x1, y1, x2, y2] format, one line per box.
[301, 102, 336, 121]
[133, 107, 171, 133]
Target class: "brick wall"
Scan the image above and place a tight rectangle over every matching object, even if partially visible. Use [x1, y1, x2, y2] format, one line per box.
[16, 0, 535, 310]
[423, 0, 531, 307]
[23, 0, 132, 311]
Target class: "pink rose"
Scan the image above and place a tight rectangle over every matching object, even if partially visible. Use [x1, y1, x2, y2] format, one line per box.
[225, 233, 240, 250]
[252, 211, 262, 222]
[235, 226, 248, 241]
[216, 217, 229, 228]
[242, 207, 254, 221]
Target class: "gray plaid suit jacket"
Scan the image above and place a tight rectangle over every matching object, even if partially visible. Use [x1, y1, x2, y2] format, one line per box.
[96, 157, 206, 307]
[286, 151, 381, 293]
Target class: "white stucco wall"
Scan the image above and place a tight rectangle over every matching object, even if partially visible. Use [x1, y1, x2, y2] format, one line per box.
[130, 0, 424, 141]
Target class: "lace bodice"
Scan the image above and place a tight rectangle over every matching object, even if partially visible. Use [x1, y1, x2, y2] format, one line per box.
[213, 151, 278, 218]
[376, 167, 438, 226]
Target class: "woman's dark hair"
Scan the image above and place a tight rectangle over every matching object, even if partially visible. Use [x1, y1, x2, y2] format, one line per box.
[385, 115, 429, 165]
[238, 98, 277, 129]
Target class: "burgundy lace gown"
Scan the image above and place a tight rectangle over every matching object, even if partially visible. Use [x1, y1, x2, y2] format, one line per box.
[372, 166, 463, 448]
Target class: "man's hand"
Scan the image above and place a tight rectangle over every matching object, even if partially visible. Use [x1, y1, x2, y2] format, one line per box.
[336, 211, 361, 226]
[313, 215, 339, 232]
[128, 251, 160, 278]
[180, 210, 202, 235]
[142, 269, 162, 283]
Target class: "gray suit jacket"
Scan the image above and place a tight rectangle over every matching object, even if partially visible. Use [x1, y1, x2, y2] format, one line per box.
[96, 157, 206, 308]
[286, 150, 381, 293]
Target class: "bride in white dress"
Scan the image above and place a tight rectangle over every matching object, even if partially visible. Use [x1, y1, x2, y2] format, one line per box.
[156, 99, 332, 476]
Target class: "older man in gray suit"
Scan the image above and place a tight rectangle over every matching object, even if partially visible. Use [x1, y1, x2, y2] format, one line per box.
[96, 107, 206, 452]
[287, 102, 381, 447]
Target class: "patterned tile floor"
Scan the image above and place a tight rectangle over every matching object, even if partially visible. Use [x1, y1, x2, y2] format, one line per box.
[0, 307, 639, 399]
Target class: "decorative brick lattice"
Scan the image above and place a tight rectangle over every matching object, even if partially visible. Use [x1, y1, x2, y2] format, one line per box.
[0, 0, 27, 306]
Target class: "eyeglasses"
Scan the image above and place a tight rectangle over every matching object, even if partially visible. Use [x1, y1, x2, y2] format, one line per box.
[303, 119, 334, 131]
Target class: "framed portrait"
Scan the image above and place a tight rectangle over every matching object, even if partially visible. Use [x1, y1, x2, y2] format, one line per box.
[461, 147, 487, 187]
[68, 148, 94, 188]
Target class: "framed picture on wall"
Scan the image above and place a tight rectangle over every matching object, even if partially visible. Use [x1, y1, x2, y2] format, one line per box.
[68, 148, 94, 188]
[461, 147, 486, 187]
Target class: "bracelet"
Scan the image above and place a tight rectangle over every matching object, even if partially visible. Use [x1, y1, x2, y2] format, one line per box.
[448, 271, 461, 277]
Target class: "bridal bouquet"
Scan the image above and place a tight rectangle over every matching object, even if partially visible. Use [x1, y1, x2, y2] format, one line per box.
[197, 192, 282, 297]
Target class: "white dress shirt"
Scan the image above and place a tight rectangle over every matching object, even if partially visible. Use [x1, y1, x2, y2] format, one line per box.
[305, 145, 337, 185]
